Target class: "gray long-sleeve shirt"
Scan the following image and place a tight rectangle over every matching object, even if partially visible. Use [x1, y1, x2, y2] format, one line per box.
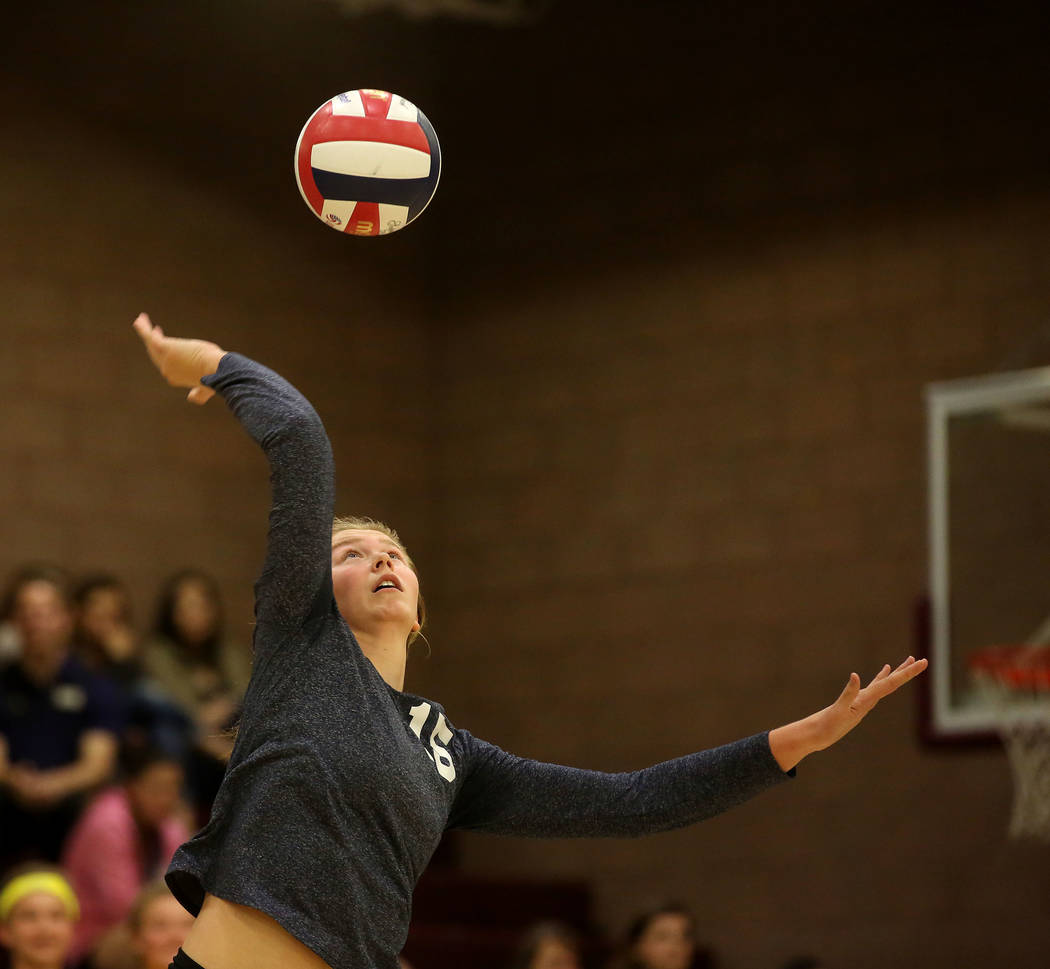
[165, 353, 792, 969]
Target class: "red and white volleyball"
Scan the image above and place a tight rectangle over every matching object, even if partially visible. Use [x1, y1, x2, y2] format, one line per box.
[294, 89, 441, 237]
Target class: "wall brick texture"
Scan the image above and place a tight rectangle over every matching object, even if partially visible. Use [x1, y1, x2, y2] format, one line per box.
[4, 59, 1050, 969]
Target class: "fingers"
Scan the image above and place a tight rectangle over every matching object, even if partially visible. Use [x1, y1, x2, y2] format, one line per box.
[133, 313, 168, 371]
[835, 672, 861, 707]
[844, 656, 928, 712]
[186, 385, 215, 406]
[892, 656, 928, 685]
[867, 656, 928, 700]
[869, 663, 892, 686]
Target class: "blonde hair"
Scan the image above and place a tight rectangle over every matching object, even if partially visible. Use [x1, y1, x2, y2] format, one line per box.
[331, 516, 426, 646]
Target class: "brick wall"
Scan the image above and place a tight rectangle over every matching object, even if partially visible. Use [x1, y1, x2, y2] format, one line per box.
[414, 193, 1050, 969]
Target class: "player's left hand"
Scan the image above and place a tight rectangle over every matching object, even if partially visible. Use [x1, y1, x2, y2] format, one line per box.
[769, 656, 928, 771]
[813, 656, 928, 751]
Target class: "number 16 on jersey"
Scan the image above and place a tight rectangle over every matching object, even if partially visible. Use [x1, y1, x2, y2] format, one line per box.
[408, 702, 456, 782]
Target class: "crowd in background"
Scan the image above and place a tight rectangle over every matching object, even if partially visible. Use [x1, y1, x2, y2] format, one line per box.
[0, 563, 244, 969]
[0, 564, 823, 969]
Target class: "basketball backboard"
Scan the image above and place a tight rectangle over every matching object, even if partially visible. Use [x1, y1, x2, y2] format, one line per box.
[926, 366, 1050, 740]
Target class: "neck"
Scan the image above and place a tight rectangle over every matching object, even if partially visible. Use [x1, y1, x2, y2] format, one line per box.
[12, 952, 63, 969]
[21, 647, 67, 686]
[353, 630, 408, 691]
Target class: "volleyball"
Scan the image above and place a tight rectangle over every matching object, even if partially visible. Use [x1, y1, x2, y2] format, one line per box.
[294, 89, 441, 237]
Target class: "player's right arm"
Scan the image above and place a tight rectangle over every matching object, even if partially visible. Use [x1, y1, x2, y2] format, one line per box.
[133, 313, 336, 636]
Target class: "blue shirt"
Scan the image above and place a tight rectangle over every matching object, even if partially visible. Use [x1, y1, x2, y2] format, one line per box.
[0, 654, 125, 768]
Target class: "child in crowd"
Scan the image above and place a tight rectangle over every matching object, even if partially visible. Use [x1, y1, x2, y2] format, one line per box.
[63, 748, 191, 964]
[93, 882, 196, 969]
[609, 905, 706, 969]
[509, 921, 583, 969]
[0, 866, 79, 969]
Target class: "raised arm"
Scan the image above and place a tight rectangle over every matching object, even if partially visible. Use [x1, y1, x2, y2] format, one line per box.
[133, 313, 335, 632]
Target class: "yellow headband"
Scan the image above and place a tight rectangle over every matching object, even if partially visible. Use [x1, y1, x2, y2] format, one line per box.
[0, 873, 79, 922]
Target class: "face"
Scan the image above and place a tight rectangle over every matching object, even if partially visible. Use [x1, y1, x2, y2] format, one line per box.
[172, 579, 218, 645]
[530, 937, 581, 969]
[331, 529, 420, 640]
[128, 762, 184, 828]
[633, 913, 695, 969]
[13, 581, 73, 658]
[133, 894, 194, 969]
[0, 892, 75, 969]
[78, 586, 127, 643]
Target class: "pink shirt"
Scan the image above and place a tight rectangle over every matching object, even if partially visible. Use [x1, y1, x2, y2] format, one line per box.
[62, 786, 190, 961]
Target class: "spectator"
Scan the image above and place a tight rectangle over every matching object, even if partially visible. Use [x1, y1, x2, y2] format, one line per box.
[72, 575, 192, 759]
[610, 904, 709, 969]
[62, 748, 191, 964]
[0, 567, 123, 868]
[129, 883, 194, 969]
[0, 864, 79, 969]
[141, 570, 250, 815]
[142, 569, 250, 727]
[93, 882, 194, 969]
[509, 921, 583, 969]
[72, 575, 139, 683]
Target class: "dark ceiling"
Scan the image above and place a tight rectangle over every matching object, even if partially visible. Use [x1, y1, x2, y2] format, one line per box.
[5, 0, 1048, 282]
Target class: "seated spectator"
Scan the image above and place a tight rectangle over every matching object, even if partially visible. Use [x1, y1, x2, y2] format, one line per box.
[141, 570, 249, 815]
[142, 569, 250, 729]
[62, 748, 191, 965]
[609, 904, 709, 969]
[0, 864, 79, 969]
[72, 575, 192, 759]
[509, 921, 583, 969]
[0, 567, 123, 869]
[72, 575, 139, 683]
[92, 882, 194, 969]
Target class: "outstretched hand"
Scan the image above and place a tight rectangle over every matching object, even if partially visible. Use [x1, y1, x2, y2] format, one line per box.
[817, 656, 928, 749]
[769, 656, 928, 772]
[132, 312, 226, 405]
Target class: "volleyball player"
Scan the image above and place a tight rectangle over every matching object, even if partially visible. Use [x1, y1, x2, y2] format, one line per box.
[131, 313, 926, 969]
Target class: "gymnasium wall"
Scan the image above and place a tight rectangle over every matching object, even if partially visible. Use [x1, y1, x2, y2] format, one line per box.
[3, 3, 1050, 969]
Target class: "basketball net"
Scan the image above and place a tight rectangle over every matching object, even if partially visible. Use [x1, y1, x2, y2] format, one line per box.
[969, 643, 1050, 840]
